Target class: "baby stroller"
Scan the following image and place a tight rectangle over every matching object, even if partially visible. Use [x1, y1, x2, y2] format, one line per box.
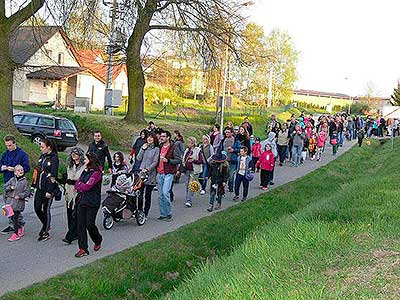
[102, 171, 148, 230]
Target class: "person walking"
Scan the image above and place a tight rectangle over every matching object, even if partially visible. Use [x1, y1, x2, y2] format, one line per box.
[199, 135, 214, 195]
[34, 139, 59, 242]
[291, 125, 306, 167]
[129, 130, 148, 170]
[219, 127, 241, 193]
[87, 131, 112, 173]
[136, 132, 160, 218]
[110, 152, 129, 187]
[170, 130, 185, 200]
[4, 165, 30, 242]
[233, 146, 252, 202]
[207, 152, 229, 212]
[157, 131, 181, 221]
[262, 132, 278, 185]
[242, 117, 254, 136]
[61, 147, 85, 244]
[251, 137, 262, 172]
[256, 143, 275, 191]
[276, 123, 289, 166]
[0, 134, 30, 234]
[74, 153, 103, 258]
[210, 124, 221, 151]
[237, 126, 251, 155]
[316, 131, 327, 161]
[182, 137, 203, 207]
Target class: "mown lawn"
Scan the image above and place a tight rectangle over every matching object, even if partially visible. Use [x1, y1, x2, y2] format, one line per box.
[3, 136, 396, 300]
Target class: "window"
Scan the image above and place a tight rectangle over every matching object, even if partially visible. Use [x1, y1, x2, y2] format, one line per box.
[43, 81, 47, 88]
[58, 119, 76, 131]
[58, 52, 64, 65]
[37, 117, 55, 127]
[46, 49, 53, 59]
[13, 115, 23, 124]
[20, 115, 39, 125]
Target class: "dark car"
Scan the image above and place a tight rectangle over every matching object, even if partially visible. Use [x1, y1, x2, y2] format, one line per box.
[13, 112, 78, 151]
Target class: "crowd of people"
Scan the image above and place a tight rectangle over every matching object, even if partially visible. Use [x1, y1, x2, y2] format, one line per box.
[0, 113, 393, 257]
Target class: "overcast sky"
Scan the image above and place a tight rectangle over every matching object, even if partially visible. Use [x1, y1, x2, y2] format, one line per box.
[249, 0, 400, 97]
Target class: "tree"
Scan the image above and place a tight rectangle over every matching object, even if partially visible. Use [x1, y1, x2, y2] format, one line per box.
[0, 0, 45, 130]
[391, 81, 400, 106]
[118, 0, 247, 123]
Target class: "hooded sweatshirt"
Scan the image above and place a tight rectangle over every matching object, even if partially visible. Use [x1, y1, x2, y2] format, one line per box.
[0, 147, 30, 183]
[262, 132, 278, 157]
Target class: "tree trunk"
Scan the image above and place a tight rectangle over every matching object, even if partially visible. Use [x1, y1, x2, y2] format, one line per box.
[0, 29, 17, 131]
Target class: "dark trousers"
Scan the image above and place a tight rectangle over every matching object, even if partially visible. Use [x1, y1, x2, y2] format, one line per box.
[169, 182, 175, 202]
[12, 211, 22, 234]
[277, 145, 287, 164]
[260, 169, 271, 187]
[234, 173, 249, 198]
[65, 201, 78, 242]
[289, 139, 294, 159]
[77, 205, 102, 253]
[138, 184, 154, 216]
[251, 157, 259, 171]
[268, 166, 275, 183]
[34, 189, 53, 234]
[358, 137, 363, 147]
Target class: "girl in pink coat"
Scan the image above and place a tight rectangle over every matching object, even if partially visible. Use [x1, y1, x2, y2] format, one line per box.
[256, 144, 275, 190]
[316, 131, 327, 161]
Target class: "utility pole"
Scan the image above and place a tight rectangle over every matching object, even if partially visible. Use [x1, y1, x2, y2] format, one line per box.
[219, 44, 229, 135]
[104, 0, 117, 115]
[267, 64, 273, 107]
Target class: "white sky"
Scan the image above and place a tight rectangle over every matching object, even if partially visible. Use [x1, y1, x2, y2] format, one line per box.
[249, 0, 400, 97]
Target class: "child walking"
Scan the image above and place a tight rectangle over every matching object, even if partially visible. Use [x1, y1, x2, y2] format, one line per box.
[357, 129, 365, 147]
[256, 144, 275, 191]
[251, 137, 262, 172]
[207, 152, 229, 212]
[4, 165, 30, 242]
[308, 133, 317, 160]
[316, 131, 327, 161]
[233, 146, 252, 202]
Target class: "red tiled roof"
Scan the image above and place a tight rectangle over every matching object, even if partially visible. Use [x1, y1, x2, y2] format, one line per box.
[75, 49, 126, 83]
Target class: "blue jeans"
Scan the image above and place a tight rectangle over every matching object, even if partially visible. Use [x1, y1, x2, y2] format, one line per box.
[199, 163, 209, 190]
[185, 171, 199, 204]
[228, 162, 236, 191]
[338, 132, 343, 145]
[209, 183, 223, 206]
[235, 173, 249, 198]
[292, 145, 302, 165]
[157, 173, 174, 217]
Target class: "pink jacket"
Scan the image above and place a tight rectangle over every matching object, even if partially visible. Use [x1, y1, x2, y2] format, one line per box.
[317, 132, 327, 148]
[256, 150, 275, 171]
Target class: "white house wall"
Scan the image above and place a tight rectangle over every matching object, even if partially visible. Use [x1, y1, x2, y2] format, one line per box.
[76, 74, 105, 110]
[113, 69, 128, 97]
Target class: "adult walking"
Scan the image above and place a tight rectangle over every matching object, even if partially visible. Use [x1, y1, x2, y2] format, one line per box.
[242, 116, 254, 136]
[0, 134, 30, 234]
[110, 151, 129, 187]
[199, 135, 214, 195]
[220, 127, 241, 193]
[87, 131, 112, 173]
[291, 125, 306, 167]
[237, 126, 251, 155]
[182, 137, 203, 207]
[136, 132, 160, 218]
[61, 147, 85, 244]
[157, 131, 181, 221]
[171, 130, 185, 199]
[34, 139, 59, 241]
[129, 130, 147, 170]
[276, 123, 289, 166]
[210, 124, 221, 151]
[74, 153, 103, 258]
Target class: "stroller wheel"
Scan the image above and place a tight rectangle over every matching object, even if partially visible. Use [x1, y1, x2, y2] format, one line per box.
[136, 210, 146, 226]
[103, 215, 114, 230]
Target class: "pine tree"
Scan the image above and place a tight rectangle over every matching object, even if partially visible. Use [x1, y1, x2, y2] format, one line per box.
[391, 81, 400, 106]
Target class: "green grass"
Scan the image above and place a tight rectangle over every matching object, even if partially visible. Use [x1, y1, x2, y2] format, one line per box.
[3, 137, 399, 299]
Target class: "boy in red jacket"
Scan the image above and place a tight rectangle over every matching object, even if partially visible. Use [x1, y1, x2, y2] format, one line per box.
[256, 143, 275, 190]
[251, 137, 262, 172]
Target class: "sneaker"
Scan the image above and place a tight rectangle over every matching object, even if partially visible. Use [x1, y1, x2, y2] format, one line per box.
[269, 182, 275, 186]
[62, 238, 72, 245]
[38, 233, 50, 242]
[228, 188, 233, 193]
[94, 243, 101, 252]
[200, 190, 206, 195]
[164, 215, 173, 222]
[75, 249, 89, 258]
[262, 187, 268, 191]
[207, 205, 213, 212]
[185, 202, 192, 207]
[215, 203, 222, 210]
[1, 226, 14, 235]
[8, 233, 20, 242]
[279, 163, 283, 166]
[17, 227, 24, 237]
[157, 216, 167, 220]
[241, 197, 247, 202]
[233, 195, 239, 202]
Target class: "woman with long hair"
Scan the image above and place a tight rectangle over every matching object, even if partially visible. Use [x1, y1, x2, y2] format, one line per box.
[111, 151, 129, 187]
[237, 126, 251, 155]
[74, 153, 103, 257]
[34, 139, 59, 242]
[130, 130, 148, 170]
[61, 147, 85, 244]
[136, 132, 160, 218]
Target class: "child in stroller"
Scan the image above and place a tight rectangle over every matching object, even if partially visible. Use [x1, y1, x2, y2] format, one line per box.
[102, 171, 148, 230]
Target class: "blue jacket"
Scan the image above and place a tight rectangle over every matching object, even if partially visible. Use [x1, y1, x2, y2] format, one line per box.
[236, 155, 252, 175]
[0, 147, 30, 183]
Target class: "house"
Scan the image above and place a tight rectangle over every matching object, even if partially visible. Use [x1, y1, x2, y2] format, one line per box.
[10, 26, 128, 111]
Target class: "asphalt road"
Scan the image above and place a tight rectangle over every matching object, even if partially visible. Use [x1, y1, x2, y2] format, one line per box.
[0, 141, 355, 296]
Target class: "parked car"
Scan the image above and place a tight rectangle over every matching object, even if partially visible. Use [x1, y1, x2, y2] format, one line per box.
[13, 112, 78, 151]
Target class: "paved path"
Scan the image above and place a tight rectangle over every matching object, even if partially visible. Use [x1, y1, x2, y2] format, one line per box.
[0, 141, 355, 296]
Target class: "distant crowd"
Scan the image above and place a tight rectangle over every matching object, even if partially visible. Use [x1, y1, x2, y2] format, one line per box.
[0, 112, 392, 257]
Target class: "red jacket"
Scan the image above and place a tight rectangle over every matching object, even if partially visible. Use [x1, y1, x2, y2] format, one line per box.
[251, 143, 262, 158]
[256, 150, 275, 171]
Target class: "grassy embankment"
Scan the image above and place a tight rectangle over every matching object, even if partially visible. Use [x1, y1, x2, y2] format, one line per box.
[3, 138, 399, 299]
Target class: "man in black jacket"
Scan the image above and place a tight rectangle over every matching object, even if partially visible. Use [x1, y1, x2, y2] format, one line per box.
[87, 131, 112, 173]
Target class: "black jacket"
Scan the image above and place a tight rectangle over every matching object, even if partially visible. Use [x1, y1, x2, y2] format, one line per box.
[87, 140, 112, 170]
[36, 151, 59, 193]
